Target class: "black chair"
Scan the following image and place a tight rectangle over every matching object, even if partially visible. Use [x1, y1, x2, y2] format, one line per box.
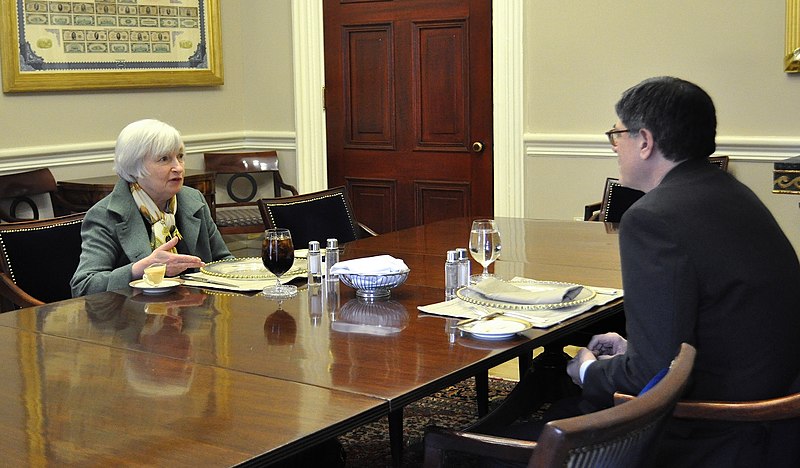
[257, 186, 376, 249]
[204, 151, 299, 235]
[0, 212, 85, 312]
[708, 155, 730, 171]
[423, 343, 696, 468]
[585, 157, 729, 222]
[584, 178, 644, 223]
[0, 168, 82, 221]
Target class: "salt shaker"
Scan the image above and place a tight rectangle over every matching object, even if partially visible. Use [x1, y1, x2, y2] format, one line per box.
[445, 250, 459, 300]
[307, 240, 322, 288]
[455, 247, 470, 287]
[325, 238, 340, 282]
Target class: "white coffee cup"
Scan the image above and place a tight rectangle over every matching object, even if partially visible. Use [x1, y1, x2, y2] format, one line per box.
[143, 263, 167, 286]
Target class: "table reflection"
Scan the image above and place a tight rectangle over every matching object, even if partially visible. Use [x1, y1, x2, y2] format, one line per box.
[264, 306, 297, 345]
[332, 298, 409, 336]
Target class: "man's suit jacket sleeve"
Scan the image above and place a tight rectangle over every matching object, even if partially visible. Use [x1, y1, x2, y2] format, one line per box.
[582, 205, 695, 409]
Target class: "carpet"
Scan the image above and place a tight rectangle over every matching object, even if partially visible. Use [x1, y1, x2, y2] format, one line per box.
[340, 377, 519, 467]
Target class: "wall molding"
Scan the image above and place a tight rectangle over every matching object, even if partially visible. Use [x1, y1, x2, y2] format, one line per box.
[0, 131, 298, 174]
[525, 133, 800, 162]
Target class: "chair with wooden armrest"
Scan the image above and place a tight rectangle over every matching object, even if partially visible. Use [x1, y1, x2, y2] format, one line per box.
[257, 186, 377, 249]
[0, 212, 85, 312]
[613, 372, 800, 465]
[203, 151, 299, 235]
[423, 343, 696, 468]
[613, 378, 800, 422]
[0, 168, 84, 221]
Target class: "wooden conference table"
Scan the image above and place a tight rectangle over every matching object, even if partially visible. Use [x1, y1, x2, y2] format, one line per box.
[0, 217, 622, 466]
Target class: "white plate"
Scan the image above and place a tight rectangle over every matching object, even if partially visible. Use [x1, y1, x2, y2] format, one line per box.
[458, 316, 532, 340]
[129, 279, 181, 295]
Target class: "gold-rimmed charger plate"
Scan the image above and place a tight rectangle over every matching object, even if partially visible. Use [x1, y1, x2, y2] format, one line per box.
[456, 279, 596, 311]
[200, 257, 307, 280]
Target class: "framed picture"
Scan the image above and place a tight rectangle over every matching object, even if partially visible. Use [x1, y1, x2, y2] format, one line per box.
[786, 0, 800, 72]
[0, 0, 223, 92]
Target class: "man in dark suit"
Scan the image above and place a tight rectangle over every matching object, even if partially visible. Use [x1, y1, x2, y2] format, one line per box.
[564, 76, 800, 466]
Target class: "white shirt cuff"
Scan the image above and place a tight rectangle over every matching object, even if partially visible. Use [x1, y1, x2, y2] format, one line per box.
[579, 360, 594, 384]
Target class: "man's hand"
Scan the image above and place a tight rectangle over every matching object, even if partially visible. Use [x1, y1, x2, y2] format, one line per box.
[587, 332, 627, 358]
[566, 347, 597, 387]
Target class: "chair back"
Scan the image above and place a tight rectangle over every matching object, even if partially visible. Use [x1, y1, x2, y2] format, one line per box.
[708, 155, 729, 171]
[0, 212, 85, 311]
[204, 151, 298, 235]
[530, 343, 695, 468]
[600, 177, 645, 223]
[0, 168, 61, 221]
[257, 186, 366, 249]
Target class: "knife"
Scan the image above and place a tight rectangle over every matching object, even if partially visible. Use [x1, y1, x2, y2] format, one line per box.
[180, 275, 241, 288]
[457, 311, 503, 327]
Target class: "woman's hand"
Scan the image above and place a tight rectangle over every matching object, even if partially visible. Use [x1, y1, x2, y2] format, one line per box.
[133, 237, 205, 278]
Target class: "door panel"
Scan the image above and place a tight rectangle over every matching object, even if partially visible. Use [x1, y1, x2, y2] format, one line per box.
[325, 0, 493, 232]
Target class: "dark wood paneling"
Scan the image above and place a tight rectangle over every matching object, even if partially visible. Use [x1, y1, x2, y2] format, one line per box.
[344, 25, 395, 148]
[414, 180, 470, 225]
[414, 21, 468, 150]
[346, 177, 397, 233]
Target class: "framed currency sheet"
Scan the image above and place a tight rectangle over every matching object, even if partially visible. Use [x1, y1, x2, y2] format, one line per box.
[0, 0, 223, 92]
[787, 0, 800, 72]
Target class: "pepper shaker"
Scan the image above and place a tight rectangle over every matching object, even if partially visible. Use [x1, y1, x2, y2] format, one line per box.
[325, 238, 340, 282]
[455, 247, 470, 287]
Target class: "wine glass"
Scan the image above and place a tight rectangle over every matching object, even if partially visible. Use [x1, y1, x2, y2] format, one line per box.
[261, 228, 298, 299]
[468, 219, 501, 284]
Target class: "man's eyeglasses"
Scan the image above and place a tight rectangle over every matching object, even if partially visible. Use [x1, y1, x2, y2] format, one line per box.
[605, 128, 633, 146]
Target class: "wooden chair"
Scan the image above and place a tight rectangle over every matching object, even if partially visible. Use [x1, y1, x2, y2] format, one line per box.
[423, 343, 696, 468]
[0, 168, 82, 221]
[203, 151, 298, 235]
[257, 186, 377, 249]
[0, 212, 86, 312]
[613, 372, 800, 465]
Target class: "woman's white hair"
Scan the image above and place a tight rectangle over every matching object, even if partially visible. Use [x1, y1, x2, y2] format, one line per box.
[113, 119, 183, 182]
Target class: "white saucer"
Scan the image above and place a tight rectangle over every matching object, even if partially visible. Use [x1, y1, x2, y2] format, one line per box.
[129, 279, 181, 295]
[458, 316, 531, 340]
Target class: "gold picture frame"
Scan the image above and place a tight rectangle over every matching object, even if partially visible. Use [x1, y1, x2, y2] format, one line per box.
[786, 0, 800, 72]
[1, 0, 223, 92]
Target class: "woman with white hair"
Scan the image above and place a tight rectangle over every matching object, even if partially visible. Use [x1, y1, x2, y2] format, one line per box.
[71, 119, 232, 296]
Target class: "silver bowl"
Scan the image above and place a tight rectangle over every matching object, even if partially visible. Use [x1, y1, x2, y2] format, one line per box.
[338, 269, 410, 299]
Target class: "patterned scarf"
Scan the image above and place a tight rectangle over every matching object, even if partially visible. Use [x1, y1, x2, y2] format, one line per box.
[130, 182, 183, 253]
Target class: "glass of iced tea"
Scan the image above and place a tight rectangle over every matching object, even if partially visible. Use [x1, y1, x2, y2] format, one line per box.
[261, 228, 298, 299]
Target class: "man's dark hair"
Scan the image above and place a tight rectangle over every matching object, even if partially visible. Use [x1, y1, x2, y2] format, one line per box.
[615, 76, 716, 162]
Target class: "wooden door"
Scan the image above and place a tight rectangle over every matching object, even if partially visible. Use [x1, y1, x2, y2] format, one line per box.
[324, 0, 493, 233]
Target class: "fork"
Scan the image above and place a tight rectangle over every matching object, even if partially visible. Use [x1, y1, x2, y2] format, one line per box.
[456, 307, 503, 327]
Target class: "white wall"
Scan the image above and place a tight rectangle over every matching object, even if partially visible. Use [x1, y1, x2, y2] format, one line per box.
[0, 0, 298, 189]
[523, 0, 800, 253]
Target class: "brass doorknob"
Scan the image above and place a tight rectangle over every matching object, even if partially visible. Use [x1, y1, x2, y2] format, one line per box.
[471, 141, 485, 153]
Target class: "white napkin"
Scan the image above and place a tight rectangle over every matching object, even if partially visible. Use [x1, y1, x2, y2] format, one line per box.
[329, 255, 409, 275]
[470, 277, 583, 305]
